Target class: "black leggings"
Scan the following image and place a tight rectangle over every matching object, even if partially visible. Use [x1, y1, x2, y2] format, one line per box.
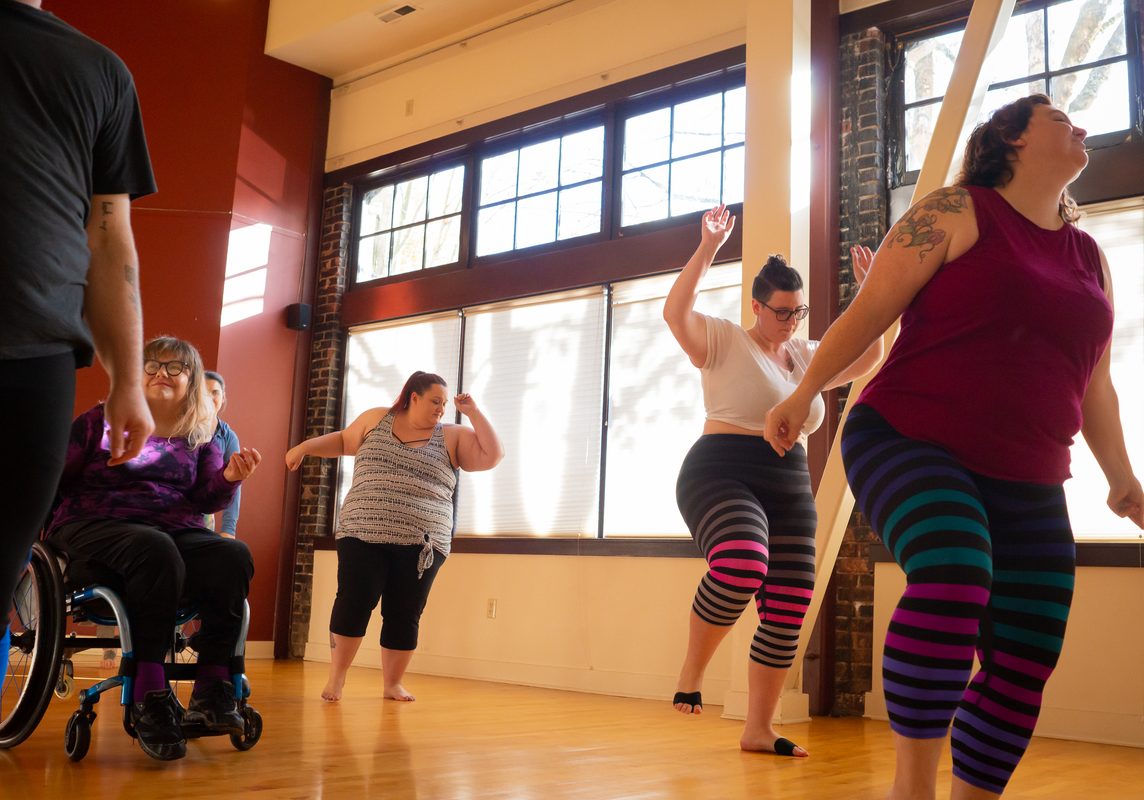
[329, 537, 445, 651]
[51, 519, 254, 664]
[0, 353, 75, 637]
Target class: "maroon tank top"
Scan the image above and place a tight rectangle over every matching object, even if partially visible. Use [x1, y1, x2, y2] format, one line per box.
[858, 185, 1113, 483]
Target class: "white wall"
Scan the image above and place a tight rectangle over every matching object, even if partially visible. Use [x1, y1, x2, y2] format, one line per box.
[325, 0, 748, 171]
[866, 563, 1144, 747]
[307, 549, 760, 704]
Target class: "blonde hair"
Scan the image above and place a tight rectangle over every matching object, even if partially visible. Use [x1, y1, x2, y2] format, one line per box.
[143, 336, 217, 448]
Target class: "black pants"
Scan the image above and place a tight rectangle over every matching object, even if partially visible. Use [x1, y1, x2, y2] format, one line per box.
[329, 537, 445, 651]
[0, 353, 75, 638]
[51, 519, 254, 664]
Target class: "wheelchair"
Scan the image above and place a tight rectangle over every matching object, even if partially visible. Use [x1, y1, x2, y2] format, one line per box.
[1, 540, 263, 760]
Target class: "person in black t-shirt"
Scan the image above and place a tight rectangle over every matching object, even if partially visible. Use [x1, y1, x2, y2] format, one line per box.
[0, 0, 159, 755]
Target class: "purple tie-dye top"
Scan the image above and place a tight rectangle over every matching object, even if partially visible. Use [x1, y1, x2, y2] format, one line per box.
[47, 405, 239, 534]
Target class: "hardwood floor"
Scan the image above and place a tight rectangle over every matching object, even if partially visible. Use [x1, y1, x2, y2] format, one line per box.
[4, 660, 1141, 799]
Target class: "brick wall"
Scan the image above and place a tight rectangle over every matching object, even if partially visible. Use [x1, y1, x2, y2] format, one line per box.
[288, 184, 352, 657]
[833, 26, 888, 715]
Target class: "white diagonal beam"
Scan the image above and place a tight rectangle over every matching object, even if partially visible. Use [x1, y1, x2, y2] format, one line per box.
[784, 0, 1017, 693]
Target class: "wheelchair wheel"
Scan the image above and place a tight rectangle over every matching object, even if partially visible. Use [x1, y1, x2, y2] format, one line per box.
[0, 542, 66, 749]
[54, 660, 75, 699]
[229, 706, 262, 751]
[64, 710, 93, 762]
[170, 616, 201, 701]
[54, 672, 75, 700]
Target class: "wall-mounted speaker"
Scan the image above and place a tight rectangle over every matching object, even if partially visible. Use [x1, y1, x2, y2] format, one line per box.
[286, 303, 312, 331]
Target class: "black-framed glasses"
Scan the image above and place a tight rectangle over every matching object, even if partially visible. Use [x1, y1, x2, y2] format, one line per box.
[762, 302, 810, 322]
[144, 359, 190, 377]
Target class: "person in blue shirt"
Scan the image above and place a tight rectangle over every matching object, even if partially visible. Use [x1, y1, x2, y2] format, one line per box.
[205, 371, 241, 538]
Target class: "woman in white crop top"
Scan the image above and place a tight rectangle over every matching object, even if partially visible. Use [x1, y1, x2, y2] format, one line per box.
[662, 205, 881, 757]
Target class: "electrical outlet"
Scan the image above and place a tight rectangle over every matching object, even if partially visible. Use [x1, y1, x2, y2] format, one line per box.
[486, 598, 497, 619]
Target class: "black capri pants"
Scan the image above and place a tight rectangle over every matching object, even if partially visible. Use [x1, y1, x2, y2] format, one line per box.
[329, 537, 445, 651]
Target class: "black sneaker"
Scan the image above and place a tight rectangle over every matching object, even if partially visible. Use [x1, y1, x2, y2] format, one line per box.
[184, 680, 244, 734]
[131, 689, 187, 761]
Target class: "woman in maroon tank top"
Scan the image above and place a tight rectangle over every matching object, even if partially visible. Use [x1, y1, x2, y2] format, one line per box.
[765, 95, 1142, 798]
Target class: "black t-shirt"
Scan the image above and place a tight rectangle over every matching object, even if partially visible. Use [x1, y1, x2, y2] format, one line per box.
[0, 0, 156, 366]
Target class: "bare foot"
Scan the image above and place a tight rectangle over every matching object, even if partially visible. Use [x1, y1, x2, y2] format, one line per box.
[321, 675, 346, 702]
[740, 727, 809, 757]
[384, 683, 415, 702]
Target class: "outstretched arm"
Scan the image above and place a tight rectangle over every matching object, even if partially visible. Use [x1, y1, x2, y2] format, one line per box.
[285, 407, 388, 470]
[663, 205, 736, 367]
[85, 194, 153, 465]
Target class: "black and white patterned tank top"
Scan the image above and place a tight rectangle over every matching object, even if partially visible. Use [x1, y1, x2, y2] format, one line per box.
[336, 412, 458, 575]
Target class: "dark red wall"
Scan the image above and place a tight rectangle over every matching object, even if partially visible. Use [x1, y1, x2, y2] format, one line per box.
[46, 0, 329, 644]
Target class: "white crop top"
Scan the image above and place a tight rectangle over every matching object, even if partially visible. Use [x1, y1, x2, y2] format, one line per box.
[700, 314, 826, 437]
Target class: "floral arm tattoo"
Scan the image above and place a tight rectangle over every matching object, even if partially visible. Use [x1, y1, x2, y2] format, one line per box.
[886, 186, 970, 262]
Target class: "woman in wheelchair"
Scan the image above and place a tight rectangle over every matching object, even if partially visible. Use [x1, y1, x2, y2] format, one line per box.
[46, 336, 261, 761]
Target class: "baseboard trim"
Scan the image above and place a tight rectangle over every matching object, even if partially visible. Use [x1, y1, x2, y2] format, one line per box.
[245, 640, 274, 659]
[303, 642, 730, 703]
[864, 691, 1144, 749]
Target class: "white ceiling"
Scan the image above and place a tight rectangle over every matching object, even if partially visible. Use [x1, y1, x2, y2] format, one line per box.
[265, 0, 581, 85]
[266, 0, 887, 86]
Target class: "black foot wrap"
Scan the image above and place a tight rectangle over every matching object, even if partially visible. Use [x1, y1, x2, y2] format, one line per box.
[773, 737, 799, 756]
[672, 691, 702, 710]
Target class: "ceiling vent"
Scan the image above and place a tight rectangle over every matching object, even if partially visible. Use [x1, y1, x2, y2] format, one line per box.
[376, 4, 418, 23]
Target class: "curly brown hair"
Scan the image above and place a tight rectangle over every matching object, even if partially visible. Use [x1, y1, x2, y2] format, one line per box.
[956, 93, 1080, 223]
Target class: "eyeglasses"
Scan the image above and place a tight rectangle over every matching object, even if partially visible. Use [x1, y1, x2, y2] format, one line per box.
[762, 302, 810, 322]
[144, 359, 190, 377]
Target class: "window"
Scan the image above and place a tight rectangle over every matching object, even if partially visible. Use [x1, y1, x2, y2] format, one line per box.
[339, 264, 745, 539]
[346, 54, 745, 285]
[476, 126, 605, 257]
[603, 264, 742, 536]
[457, 290, 606, 535]
[356, 163, 465, 282]
[338, 313, 462, 512]
[1068, 197, 1144, 540]
[900, 0, 1135, 176]
[621, 86, 746, 226]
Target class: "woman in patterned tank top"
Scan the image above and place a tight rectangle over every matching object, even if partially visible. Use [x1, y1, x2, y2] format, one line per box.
[287, 371, 503, 703]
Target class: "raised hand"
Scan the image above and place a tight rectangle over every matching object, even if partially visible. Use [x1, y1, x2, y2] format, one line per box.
[700, 204, 736, 251]
[224, 447, 262, 482]
[851, 244, 875, 286]
[454, 393, 479, 418]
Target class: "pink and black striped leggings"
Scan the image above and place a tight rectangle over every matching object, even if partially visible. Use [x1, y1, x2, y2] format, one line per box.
[676, 434, 816, 669]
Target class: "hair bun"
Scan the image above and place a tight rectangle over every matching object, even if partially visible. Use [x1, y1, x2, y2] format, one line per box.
[765, 254, 788, 270]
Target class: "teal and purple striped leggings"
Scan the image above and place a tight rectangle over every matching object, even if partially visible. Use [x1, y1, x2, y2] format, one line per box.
[842, 404, 1075, 795]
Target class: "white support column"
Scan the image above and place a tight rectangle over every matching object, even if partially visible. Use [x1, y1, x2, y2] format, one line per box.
[724, 0, 813, 723]
[781, 0, 1018, 699]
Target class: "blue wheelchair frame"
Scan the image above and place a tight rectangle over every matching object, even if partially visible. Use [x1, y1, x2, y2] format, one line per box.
[62, 581, 262, 760]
